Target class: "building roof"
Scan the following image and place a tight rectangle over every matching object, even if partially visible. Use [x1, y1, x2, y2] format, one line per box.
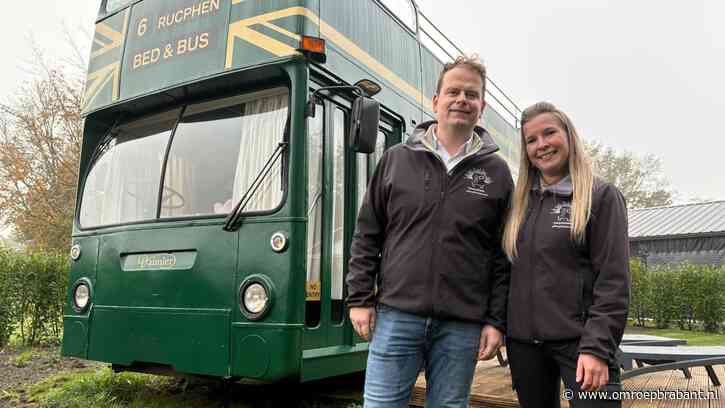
[629, 200, 725, 239]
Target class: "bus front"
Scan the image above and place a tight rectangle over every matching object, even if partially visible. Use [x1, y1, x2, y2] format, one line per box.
[62, 0, 323, 381]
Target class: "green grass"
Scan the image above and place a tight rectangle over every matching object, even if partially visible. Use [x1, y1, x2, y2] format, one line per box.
[28, 367, 363, 408]
[626, 325, 725, 346]
[29, 368, 221, 408]
[10, 350, 37, 367]
[0, 388, 21, 404]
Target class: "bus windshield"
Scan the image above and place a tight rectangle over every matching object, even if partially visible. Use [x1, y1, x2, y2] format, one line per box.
[80, 88, 289, 228]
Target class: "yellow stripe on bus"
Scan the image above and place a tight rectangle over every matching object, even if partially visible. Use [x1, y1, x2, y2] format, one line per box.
[90, 10, 129, 60]
[91, 23, 123, 60]
[82, 62, 120, 111]
[84, 10, 128, 112]
[260, 22, 301, 41]
[226, 6, 432, 110]
[226, 21, 297, 60]
[317, 18, 429, 110]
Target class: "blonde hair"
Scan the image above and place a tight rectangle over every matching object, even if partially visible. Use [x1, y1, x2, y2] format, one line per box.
[436, 54, 487, 96]
[502, 102, 594, 260]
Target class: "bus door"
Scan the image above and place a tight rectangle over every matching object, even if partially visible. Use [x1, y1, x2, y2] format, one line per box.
[303, 93, 398, 349]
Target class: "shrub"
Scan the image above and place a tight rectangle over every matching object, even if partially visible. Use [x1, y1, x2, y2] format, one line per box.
[0, 247, 14, 347]
[695, 265, 725, 333]
[648, 266, 679, 329]
[629, 260, 725, 333]
[629, 259, 650, 327]
[674, 263, 702, 330]
[0, 248, 69, 346]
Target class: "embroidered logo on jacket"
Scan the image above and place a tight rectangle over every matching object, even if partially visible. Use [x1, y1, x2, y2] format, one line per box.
[464, 168, 492, 197]
[550, 201, 572, 229]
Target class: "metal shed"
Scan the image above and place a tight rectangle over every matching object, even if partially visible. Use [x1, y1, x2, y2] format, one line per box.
[628, 201, 725, 266]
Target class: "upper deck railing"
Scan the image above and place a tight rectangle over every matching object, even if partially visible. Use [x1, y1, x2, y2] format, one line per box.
[412, 2, 522, 129]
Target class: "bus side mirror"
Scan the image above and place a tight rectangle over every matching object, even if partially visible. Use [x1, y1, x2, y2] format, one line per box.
[349, 96, 380, 153]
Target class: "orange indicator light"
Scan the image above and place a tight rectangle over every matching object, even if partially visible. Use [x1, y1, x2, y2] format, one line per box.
[299, 36, 326, 54]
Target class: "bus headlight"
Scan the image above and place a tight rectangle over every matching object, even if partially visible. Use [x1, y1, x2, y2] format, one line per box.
[239, 276, 273, 320]
[72, 280, 92, 312]
[244, 283, 268, 313]
[70, 243, 81, 261]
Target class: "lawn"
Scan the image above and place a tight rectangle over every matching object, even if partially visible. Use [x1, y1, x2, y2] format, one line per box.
[626, 325, 725, 346]
[0, 344, 364, 408]
[25, 368, 364, 408]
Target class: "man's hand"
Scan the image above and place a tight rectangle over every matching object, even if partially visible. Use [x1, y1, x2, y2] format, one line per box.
[477, 325, 503, 360]
[349, 307, 375, 341]
[576, 353, 609, 391]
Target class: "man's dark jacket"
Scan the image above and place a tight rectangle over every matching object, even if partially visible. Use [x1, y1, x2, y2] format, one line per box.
[346, 121, 513, 330]
[507, 176, 630, 364]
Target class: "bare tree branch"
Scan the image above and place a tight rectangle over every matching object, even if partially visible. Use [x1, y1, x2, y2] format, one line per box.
[586, 140, 675, 209]
[0, 27, 87, 250]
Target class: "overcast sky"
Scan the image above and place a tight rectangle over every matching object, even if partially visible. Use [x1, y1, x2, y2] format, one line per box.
[1, 1, 723, 203]
[418, 0, 725, 203]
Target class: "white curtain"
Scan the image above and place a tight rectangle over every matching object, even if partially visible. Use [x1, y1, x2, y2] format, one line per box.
[80, 109, 178, 228]
[232, 93, 288, 211]
[331, 109, 346, 300]
[162, 155, 193, 217]
[306, 105, 324, 300]
[81, 135, 166, 227]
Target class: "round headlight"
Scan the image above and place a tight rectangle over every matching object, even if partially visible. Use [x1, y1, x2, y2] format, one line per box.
[243, 283, 269, 314]
[270, 231, 288, 253]
[70, 244, 81, 261]
[73, 282, 90, 311]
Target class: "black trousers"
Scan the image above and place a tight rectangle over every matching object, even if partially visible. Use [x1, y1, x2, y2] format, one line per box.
[507, 338, 621, 408]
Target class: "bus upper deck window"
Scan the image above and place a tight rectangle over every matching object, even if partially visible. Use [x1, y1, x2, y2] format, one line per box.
[379, 0, 417, 32]
[105, 0, 132, 13]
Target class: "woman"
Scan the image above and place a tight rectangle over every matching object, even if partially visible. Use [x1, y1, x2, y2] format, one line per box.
[502, 102, 629, 407]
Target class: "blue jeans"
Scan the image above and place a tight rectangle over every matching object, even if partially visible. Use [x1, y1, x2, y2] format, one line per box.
[363, 304, 482, 408]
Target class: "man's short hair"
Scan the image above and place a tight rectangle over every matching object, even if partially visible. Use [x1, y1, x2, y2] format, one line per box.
[435, 54, 487, 97]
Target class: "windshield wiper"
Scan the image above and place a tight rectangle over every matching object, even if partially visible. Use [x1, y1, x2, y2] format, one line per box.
[223, 142, 288, 231]
[85, 120, 121, 177]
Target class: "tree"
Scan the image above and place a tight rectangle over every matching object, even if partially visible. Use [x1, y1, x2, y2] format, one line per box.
[0, 45, 85, 251]
[585, 141, 674, 209]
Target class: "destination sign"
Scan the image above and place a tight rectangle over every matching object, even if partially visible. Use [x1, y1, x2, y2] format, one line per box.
[120, 0, 231, 100]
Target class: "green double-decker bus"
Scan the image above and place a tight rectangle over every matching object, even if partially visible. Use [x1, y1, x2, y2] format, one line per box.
[63, 0, 521, 382]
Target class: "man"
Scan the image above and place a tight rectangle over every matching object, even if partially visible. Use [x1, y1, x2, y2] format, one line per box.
[346, 55, 514, 408]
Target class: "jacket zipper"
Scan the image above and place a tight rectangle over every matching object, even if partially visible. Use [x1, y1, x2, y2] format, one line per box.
[528, 191, 546, 342]
[425, 151, 448, 317]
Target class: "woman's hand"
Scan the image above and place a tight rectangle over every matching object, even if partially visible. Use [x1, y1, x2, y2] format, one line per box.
[576, 353, 609, 391]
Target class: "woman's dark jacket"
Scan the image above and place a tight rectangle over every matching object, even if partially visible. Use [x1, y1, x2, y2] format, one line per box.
[346, 121, 513, 330]
[507, 176, 630, 364]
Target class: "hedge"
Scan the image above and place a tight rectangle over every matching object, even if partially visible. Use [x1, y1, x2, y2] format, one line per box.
[0, 247, 68, 347]
[629, 260, 725, 333]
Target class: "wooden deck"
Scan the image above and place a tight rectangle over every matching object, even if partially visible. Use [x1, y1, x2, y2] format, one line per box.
[411, 351, 725, 408]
